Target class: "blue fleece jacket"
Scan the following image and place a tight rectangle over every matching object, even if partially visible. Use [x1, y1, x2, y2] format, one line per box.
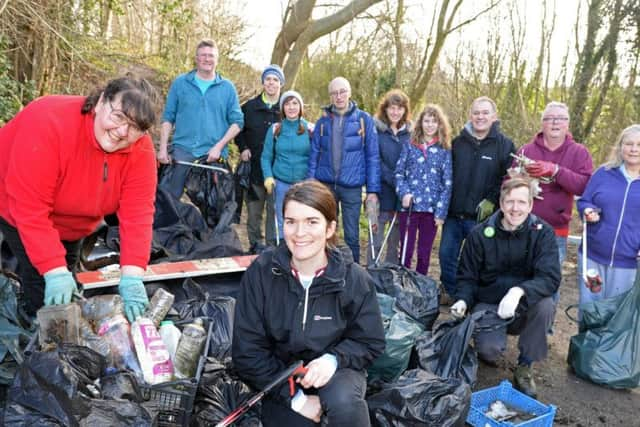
[395, 141, 452, 219]
[162, 70, 244, 157]
[577, 166, 640, 268]
[261, 118, 311, 184]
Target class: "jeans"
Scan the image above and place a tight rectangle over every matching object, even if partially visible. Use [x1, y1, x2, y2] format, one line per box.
[398, 211, 437, 275]
[261, 369, 370, 427]
[367, 211, 399, 266]
[246, 183, 276, 247]
[0, 217, 82, 316]
[330, 185, 363, 264]
[439, 217, 477, 297]
[274, 179, 293, 241]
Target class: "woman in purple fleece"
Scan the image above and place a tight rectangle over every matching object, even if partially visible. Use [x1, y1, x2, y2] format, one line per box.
[577, 124, 640, 306]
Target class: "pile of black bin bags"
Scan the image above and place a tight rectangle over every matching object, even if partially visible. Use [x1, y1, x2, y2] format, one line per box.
[1, 262, 488, 426]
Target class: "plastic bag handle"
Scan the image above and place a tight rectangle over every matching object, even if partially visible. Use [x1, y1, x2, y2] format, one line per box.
[564, 304, 580, 324]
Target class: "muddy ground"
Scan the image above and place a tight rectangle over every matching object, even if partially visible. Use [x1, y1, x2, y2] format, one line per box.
[232, 213, 640, 427]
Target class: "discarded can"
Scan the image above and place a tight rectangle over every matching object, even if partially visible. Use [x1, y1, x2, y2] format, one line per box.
[586, 269, 602, 293]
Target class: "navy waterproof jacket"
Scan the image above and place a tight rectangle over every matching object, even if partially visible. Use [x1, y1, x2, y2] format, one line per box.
[307, 103, 381, 193]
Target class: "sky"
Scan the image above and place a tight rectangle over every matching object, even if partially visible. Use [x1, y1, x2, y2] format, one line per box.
[230, 0, 584, 79]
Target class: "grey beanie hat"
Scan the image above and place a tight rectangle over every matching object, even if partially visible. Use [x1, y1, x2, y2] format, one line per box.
[279, 90, 304, 114]
[261, 64, 285, 85]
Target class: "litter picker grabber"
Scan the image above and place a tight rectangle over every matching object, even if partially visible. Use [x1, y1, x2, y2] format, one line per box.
[582, 212, 602, 293]
[174, 160, 230, 174]
[273, 191, 280, 247]
[215, 361, 308, 427]
[366, 197, 379, 263]
[374, 212, 398, 266]
[400, 199, 413, 266]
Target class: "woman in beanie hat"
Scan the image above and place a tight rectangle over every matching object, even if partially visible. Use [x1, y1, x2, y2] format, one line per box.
[261, 90, 313, 240]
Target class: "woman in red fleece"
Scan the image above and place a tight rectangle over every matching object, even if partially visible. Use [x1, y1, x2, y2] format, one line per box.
[0, 76, 158, 321]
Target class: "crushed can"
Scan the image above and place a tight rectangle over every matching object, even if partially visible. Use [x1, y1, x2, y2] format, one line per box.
[586, 269, 602, 293]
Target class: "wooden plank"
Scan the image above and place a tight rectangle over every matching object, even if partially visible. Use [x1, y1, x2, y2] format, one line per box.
[77, 255, 256, 290]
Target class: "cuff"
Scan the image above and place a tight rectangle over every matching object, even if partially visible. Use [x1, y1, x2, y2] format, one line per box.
[319, 353, 338, 370]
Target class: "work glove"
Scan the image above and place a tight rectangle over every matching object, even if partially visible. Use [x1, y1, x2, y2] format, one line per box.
[450, 300, 467, 319]
[264, 177, 275, 195]
[299, 354, 338, 389]
[402, 194, 413, 209]
[118, 275, 149, 323]
[525, 160, 558, 178]
[44, 271, 77, 305]
[497, 286, 525, 319]
[476, 198, 495, 222]
[365, 197, 379, 233]
[583, 207, 601, 223]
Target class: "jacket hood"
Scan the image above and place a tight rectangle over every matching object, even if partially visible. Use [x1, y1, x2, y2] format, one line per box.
[529, 131, 577, 150]
[322, 100, 357, 117]
[374, 118, 412, 135]
[461, 120, 504, 141]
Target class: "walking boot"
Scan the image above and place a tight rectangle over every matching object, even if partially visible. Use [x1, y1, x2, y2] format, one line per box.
[514, 364, 537, 398]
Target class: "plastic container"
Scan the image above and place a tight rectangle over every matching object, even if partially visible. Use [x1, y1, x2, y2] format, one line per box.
[159, 320, 182, 361]
[466, 380, 556, 427]
[173, 318, 206, 379]
[131, 317, 174, 384]
[145, 288, 175, 328]
[138, 317, 213, 427]
[36, 302, 81, 347]
[98, 314, 142, 376]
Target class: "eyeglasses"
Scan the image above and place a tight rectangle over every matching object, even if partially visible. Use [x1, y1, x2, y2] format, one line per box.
[329, 88, 349, 98]
[108, 101, 144, 137]
[542, 116, 569, 123]
[197, 53, 217, 59]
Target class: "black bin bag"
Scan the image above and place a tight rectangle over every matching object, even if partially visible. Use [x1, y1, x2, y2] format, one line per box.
[367, 369, 470, 427]
[367, 263, 439, 330]
[568, 264, 640, 388]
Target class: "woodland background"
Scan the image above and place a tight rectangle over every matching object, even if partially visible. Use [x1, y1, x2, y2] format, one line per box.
[1, 0, 639, 165]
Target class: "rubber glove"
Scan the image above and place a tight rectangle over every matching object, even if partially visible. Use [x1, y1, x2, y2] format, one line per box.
[525, 161, 558, 178]
[264, 177, 275, 195]
[450, 300, 467, 319]
[497, 286, 525, 319]
[402, 194, 413, 209]
[119, 275, 149, 323]
[43, 271, 77, 305]
[476, 199, 495, 222]
[299, 354, 337, 389]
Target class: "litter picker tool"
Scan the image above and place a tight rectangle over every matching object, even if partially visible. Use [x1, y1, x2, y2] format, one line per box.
[215, 361, 308, 427]
[400, 199, 413, 266]
[374, 212, 398, 266]
[174, 160, 229, 174]
[273, 191, 280, 246]
[582, 211, 602, 293]
[366, 197, 379, 263]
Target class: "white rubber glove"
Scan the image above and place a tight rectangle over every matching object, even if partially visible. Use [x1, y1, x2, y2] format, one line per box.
[497, 286, 525, 319]
[450, 300, 467, 319]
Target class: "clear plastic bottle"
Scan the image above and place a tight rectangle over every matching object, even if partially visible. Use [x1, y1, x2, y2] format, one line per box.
[98, 314, 142, 377]
[131, 317, 174, 384]
[159, 320, 182, 362]
[145, 288, 175, 328]
[173, 318, 207, 379]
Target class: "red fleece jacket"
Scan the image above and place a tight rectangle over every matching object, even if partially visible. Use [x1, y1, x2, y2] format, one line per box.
[0, 95, 157, 274]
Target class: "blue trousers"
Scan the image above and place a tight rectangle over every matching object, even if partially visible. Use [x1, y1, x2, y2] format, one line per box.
[438, 217, 477, 297]
[330, 185, 363, 264]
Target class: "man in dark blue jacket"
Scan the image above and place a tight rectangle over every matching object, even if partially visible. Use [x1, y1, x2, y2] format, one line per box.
[450, 177, 561, 398]
[307, 77, 381, 263]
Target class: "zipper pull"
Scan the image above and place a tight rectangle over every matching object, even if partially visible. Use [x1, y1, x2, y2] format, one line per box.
[103, 161, 108, 181]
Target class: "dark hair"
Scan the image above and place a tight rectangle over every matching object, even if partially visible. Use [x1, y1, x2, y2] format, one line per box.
[375, 89, 410, 128]
[283, 179, 338, 247]
[81, 75, 157, 131]
[276, 95, 305, 137]
[412, 104, 452, 150]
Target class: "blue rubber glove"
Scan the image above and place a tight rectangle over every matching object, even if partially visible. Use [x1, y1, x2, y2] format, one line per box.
[118, 275, 149, 323]
[43, 271, 77, 305]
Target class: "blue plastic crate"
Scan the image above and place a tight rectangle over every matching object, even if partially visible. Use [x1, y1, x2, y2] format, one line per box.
[466, 380, 556, 427]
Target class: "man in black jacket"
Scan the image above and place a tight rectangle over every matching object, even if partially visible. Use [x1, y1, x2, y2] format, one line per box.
[450, 177, 561, 398]
[235, 65, 283, 252]
[439, 96, 516, 303]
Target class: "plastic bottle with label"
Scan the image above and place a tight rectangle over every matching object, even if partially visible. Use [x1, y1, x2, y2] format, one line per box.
[98, 314, 142, 377]
[131, 317, 174, 384]
[159, 320, 182, 361]
[173, 318, 207, 379]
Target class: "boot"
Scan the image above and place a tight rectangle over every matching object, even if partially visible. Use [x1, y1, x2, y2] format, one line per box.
[514, 364, 537, 398]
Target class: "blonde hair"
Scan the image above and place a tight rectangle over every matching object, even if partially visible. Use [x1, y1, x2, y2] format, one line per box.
[412, 104, 452, 150]
[604, 124, 640, 169]
[500, 177, 536, 204]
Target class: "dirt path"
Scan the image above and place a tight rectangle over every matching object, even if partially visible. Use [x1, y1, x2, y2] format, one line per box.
[232, 216, 640, 426]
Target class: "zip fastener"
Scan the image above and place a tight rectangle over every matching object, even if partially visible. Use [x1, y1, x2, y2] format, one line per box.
[301, 286, 310, 331]
[608, 180, 632, 267]
[103, 160, 108, 181]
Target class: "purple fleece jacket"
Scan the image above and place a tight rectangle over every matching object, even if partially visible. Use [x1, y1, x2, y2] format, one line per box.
[577, 166, 640, 269]
[517, 132, 593, 232]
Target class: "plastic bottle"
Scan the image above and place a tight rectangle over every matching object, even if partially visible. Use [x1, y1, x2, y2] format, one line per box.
[98, 314, 142, 377]
[145, 288, 175, 328]
[131, 317, 174, 384]
[159, 320, 182, 361]
[173, 318, 207, 379]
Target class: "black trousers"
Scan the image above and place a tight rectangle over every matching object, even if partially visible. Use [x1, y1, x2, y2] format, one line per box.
[262, 368, 370, 427]
[0, 217, 82, 316]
